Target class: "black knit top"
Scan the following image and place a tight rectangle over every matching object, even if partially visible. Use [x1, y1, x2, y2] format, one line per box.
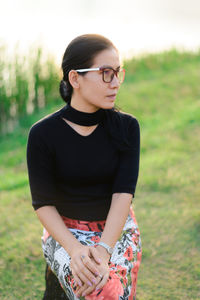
[26, 104, 140, 221]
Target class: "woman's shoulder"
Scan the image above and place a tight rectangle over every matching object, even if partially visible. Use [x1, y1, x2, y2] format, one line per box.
[114, 108, 140, 129]
[28, 106, 64, 135]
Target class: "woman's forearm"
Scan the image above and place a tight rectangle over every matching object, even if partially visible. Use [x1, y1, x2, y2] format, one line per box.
[99, 193, 132, 248]
[35, 205, 81, 256]
[35, 195, 132, 259]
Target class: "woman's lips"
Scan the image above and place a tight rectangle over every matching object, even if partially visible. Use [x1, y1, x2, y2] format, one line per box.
[107, 94, 117, 100]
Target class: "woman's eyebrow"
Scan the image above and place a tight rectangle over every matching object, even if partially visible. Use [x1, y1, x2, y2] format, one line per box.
[101, 65, 121, 70]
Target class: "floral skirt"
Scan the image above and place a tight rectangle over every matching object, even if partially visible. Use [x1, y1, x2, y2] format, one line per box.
[41, 205, 142, 300]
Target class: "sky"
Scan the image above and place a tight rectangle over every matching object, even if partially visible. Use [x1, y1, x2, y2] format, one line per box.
[0, 0, 200, 63]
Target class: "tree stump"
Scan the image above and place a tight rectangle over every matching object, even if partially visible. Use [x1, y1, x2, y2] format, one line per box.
[42, 263, 69, 300]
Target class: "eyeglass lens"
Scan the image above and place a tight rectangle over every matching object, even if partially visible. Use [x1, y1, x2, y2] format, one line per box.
[103, 69, 124, 83]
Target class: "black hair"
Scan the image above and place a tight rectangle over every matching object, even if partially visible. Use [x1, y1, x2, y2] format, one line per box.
[59, 33, 118, 103]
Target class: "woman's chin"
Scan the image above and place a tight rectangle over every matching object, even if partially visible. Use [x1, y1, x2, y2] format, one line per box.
[102, 101, 115, 109]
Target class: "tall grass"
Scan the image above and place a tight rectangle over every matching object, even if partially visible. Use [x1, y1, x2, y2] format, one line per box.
[1, 45, 200, 137]
[0, 44, 60, 134]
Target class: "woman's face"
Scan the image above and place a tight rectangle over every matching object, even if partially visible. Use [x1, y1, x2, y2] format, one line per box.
[77, 47, 121, 110]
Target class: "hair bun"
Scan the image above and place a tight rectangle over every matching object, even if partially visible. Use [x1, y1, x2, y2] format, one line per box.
[59, 80, 72, 102]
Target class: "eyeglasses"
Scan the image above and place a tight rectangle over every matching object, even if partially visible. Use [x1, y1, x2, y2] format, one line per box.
[75, 67, 125, 84]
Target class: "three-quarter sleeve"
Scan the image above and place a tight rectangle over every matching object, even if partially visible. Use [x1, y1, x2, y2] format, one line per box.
[112, 117, 140, 197]
[26, 125, 57, 210]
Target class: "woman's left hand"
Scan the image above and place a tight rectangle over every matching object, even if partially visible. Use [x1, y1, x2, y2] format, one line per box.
[75, 245, 110, 298]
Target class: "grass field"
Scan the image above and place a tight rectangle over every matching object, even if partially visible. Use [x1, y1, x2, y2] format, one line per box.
[0, 49, 200, 299]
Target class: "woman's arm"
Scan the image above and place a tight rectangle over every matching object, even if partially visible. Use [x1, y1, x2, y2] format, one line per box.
[35, 205, 102, 287]
[97, 117, 140, 258]
[96, 192, 133, 260]
[36, 205, 81, 254]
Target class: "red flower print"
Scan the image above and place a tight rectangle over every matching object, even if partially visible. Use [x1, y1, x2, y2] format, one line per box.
[124, 246, 133, 261]
[91, 235, 100, 243]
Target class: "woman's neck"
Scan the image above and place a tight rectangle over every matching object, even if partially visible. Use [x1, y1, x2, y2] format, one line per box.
[61, 100, 105, 126]
[70, 95, 100, 113]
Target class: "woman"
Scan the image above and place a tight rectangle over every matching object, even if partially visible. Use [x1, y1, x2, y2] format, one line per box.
[26, 33, 142, 300]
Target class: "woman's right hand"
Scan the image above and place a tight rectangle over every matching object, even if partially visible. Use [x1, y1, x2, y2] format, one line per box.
[70, 245, 102, 288]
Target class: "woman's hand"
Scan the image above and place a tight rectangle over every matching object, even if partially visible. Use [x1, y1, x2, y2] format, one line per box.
[70, 244, 102, 288]
[75, 245, 111, 298]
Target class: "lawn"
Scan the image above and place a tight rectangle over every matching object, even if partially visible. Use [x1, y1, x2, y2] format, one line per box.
[0, 49, 199, 299]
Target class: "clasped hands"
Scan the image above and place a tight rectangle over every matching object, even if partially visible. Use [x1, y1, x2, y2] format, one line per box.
[70, 244, 110, 298]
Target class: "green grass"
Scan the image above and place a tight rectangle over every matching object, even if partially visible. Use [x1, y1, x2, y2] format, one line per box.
[0, 49, 200, 299]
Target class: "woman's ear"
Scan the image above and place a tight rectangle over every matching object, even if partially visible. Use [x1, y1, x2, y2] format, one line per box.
[68, 70, 80, 89]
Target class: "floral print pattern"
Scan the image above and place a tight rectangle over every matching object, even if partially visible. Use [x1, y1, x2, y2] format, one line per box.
[41, 206, 142, 299]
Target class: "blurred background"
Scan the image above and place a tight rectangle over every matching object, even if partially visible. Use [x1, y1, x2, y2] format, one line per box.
[1, 0, 200, 60]
[0, 0, 200, 299]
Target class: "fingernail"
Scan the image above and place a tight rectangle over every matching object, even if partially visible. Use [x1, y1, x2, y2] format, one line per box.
[79, 281, 82, 286]
[88, 281, 92, 286]
[95, 271, 99, 276]
[92, 278, 96, 284]
[82, 292, 86, 296]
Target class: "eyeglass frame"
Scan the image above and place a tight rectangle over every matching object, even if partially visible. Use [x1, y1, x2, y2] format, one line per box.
[75, 66, 125, 83]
